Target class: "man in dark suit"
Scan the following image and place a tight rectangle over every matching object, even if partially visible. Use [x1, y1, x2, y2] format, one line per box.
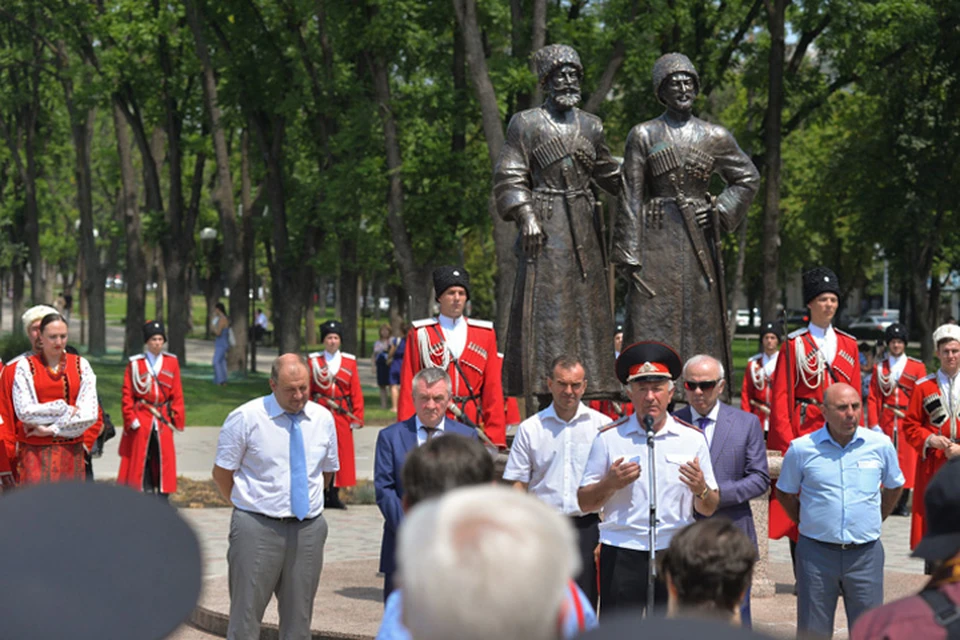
[674, 354, 770, 628]
[374, 367, 476, 601]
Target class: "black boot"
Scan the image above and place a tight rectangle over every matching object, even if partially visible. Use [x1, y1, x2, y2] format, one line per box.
[892, 489, 911, 516]
[326, 486, 347, 510]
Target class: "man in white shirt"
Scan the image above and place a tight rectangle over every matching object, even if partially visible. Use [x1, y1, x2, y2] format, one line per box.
[578, 341, 719, 615]
[503, 355, 608, 604]
[213, 354, 340, 640]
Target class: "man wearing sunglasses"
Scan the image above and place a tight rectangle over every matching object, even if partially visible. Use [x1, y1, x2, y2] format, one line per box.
[673, 354, 769, 627]
[578, 341, 719, 615]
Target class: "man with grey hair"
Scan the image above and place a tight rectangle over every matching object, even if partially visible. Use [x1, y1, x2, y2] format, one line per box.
[673, 354, 769, 627]
[579, 341, 718, 615]
[397, 485, 580, 640]
[0, 304, 61, 486]
[213, 353, 340, 640]
[374, 367, 476, 600]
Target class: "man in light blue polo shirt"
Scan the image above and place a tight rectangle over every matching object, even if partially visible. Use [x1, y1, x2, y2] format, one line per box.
[777, 382, 904, 638]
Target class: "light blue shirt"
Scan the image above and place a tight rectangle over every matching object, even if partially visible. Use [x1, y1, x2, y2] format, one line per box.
[375, 584, 597, 640]
[778, 426, 904, 544]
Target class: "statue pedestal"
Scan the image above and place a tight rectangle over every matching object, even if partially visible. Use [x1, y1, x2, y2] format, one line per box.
[750, 451, 783, 598]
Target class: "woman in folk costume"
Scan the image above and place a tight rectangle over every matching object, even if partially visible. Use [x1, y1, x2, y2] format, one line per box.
[308, 320, 363, 509]
[118, 321, 185, 499]
[903, 323, 960, 559]
[9, 313, 99, 484]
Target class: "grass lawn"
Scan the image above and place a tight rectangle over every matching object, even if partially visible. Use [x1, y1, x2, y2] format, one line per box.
[86, 352, 398, 428]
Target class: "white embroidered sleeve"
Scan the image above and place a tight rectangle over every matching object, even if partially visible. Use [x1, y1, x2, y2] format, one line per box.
[53, 358, 99, 438]
[12, 361, 70, 426]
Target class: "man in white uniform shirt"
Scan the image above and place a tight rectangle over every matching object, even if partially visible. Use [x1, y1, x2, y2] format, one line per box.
[578, 341, 719, 615]
[504, 355, 608, 604]
[213, 354, 340, 640]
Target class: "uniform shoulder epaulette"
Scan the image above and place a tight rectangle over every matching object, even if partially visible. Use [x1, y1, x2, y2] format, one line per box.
[164, 352, 177, 359]
[674, 416, 703, 432]
[129, 354, 145, 362]
[341, 353, 356, 361]
[748, 353, 762, 363]
[466, 318, 494, 330]
[412, 317, 438, 329]
[835, 327, 856, 340]
[918, 373, 937, 384]
[907, 356, 924, 364]
[788, 327, 809, 340]
[598, 415, 629, 434]
[308, 351, 322, 359]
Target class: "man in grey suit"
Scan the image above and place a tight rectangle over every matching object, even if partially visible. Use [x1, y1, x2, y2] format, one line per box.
[674, 354, 770, 628]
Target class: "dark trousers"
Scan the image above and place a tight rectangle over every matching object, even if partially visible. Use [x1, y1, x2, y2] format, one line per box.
[599, 544, 668, 617]
[571, 514, 600, 606]
[143, 430, 168, 501]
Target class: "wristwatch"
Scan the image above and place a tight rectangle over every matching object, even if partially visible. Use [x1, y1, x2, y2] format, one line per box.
[698, 486, 709, 500]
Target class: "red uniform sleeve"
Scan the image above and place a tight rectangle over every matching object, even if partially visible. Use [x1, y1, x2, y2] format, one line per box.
[397, 327, 419, 422]
[169, 360, 186, 430]
[350, 359, 364, 425]
[740, 366, 752, 413]
[479, 330, 505, 446]
[768, 340, 794, 454]
[902, 381, 935, 453]
[0, 366, 18, 465]
[121, 362, 137, 429]
[867, 367, 882, 427]
[505, 397, 521, 426]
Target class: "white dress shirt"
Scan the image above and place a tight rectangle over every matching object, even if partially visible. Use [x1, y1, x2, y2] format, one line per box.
[807, 322, 837, 366]
[215, 395, 339, 519]
[580, 414, 716, 550]
[502, 402, 607, 516]
[689, 401, 721, 448]
[323, 350, 342, 376]
[438, 313, 467, 359]
[415, 415, 446, 447]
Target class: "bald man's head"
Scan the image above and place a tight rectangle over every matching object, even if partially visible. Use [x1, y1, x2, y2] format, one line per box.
[270, 354, 310, 413]
[822, 382, 862, 442]
[823, 382, 858, 408]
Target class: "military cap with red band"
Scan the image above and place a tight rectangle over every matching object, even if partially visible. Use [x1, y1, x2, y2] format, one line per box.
[616, 341, 683, 383]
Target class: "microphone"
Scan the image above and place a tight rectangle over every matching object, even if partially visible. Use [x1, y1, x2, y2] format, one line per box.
[642, 414, 654, 433]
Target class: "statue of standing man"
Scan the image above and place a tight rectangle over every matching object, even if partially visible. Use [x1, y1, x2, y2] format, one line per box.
[612, 53, 760, 392]
[495, 44, 621, 410]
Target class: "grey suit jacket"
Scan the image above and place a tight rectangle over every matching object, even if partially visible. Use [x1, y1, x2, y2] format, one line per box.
[674, 402, 770, 544]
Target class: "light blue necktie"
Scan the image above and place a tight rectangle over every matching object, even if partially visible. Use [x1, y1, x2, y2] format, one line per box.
[288, 413, 310, 520]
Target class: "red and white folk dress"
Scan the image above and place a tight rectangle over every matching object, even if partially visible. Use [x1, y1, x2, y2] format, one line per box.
[10, 352, 99, 484]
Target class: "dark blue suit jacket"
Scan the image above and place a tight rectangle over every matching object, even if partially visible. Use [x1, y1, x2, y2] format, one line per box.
[674, 402, 770, 545]
[374, 416, 476, 576]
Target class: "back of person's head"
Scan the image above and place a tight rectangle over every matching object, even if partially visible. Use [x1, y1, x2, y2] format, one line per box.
[401, 434, 494, 509]
[659, 518, 757, 618]
[398, 485, 579, 640]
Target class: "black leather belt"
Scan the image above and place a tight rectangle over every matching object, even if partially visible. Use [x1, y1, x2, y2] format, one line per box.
[252, 511, 318, 524]
[805, 536, 875, 551]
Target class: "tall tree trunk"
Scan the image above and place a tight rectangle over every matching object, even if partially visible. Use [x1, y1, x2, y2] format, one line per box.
[73, 106, 106, 355]
[453, 0, 516, 332]
[240, 130, 256, 370]
[11, 264, 24, 335]
[340, 239, 360, 355]
[186, 0, 248, 374]
[113, 103, 147, 358]
[368, 54, 432, 318]
[760, 0, 786, 322]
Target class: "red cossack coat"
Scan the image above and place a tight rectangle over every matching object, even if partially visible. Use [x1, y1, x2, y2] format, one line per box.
[118, 353, 185, 494]
[867, 357, 926, 491]
[308, 351, 363, 487]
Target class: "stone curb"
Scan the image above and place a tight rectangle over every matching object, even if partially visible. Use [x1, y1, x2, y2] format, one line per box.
[189, 606, 372, 640]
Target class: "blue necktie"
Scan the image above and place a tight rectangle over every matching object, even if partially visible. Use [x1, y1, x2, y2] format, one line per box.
[288, 413, 310, 520]
[698, 417, 712, 445]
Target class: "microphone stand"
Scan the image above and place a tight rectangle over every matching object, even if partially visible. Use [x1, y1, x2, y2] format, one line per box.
[643, 413, 657, 616]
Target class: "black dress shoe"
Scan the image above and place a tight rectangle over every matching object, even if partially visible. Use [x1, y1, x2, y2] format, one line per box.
[326, 486, 348, 510]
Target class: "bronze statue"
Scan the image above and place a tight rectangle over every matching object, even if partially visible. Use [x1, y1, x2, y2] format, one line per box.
[612, 53, 760, 393]
[494, 44, 621, 409]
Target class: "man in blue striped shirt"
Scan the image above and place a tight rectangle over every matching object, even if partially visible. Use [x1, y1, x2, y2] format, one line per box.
[777, 382, 904, 638]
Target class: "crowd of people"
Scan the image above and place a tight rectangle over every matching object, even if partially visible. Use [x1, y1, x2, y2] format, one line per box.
[3, 257, 960, 640]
